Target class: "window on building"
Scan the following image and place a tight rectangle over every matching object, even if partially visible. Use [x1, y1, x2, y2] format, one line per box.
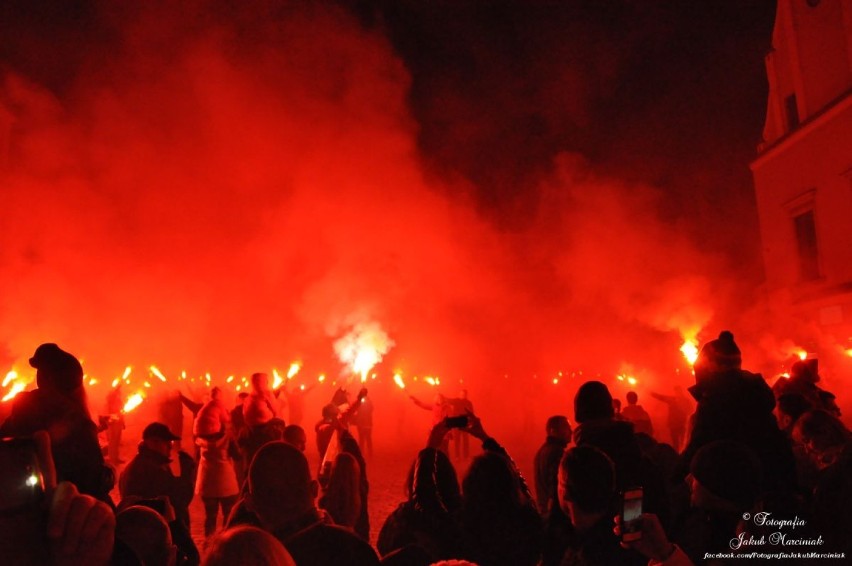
[785, 94, 800, 131]
[793, 209, 820, 281]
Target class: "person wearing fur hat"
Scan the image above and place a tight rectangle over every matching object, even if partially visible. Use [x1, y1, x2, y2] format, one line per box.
[678, 331, 796, 499]
[0, 343, 115, 505]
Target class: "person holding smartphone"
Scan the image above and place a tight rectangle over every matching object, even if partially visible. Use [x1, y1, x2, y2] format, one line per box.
[556, 445, 646, 566]
[0, 431, 115, 565]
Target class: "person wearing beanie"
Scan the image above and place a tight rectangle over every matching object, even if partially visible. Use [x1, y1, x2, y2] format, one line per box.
[0, 343, 115, 506]
[573, 381, 642, 489]
[678, 331, 796, 501]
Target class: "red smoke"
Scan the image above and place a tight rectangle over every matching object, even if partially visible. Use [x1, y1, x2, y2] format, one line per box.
[2, 3, 845, 442]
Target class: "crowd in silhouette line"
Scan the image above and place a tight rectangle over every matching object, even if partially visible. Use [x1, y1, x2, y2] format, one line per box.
[0, 331, 849, 565]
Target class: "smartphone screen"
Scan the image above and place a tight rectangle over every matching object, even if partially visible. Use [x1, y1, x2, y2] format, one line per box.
[621, 487, 643, 542]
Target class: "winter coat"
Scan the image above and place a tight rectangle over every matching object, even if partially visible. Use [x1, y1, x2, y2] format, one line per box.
[534, 435, 569, 514]
[242, 391, 277, 427]
[193, 398, 230, 437]
[119, 443, 196, 528]
[195, 436, 239, 499]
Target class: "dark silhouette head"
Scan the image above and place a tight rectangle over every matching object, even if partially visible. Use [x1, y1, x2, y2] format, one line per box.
[463, 451, 523, 514]
[694, 330, 742, 381]
[626, 391, 638, 405]
[406, 448, 461, 512]
[689, 440, 763, 512]
[574, 381, 614, 423]
[283, 424, 307, 452]
[28, 343, 83, 393]
[545, 415, 571, 442]
[558, 445, 615, 532]
[248, 441, 318, 532]
[115, 505, 176, 566]
[202, 525, 295, 566]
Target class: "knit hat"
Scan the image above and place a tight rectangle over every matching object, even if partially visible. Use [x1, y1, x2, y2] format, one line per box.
[696, 331, 742, 373]
[28, 343, 84, 393]
[574, 381, 614, 423]
[690, 440, 762, 510]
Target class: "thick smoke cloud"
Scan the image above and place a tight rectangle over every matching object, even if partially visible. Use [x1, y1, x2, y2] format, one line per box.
[3, 1, 828, 439]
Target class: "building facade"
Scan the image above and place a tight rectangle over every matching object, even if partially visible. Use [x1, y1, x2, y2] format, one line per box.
[751, 0, 852, 355]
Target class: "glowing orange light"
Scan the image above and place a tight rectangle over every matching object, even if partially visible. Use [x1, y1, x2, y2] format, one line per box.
[88, 377, 98, 386]
[393, 373, 406, 389]
[680, 339, 699, 366]
[334, 321, 394, 383]
[552, 378, 559, 385]
[122, 391, 146, 413]
[3, 370, 17, 388]
[318, 374, 326, 383]
[143, 381, 151, 388]
[299, 384, 305, 391]
[150, 365, 167, 382]
[180, 371, 187, 380]
[2, 381, 27, 402]
[226, 375, 235, 383]
[846, 349, 852, 358]
[272, 369, 284, 390]
[796, 350, 807, 361]
[122, 366, 132, 380]
[287, 362, 301, 379]
[627, 376, 638, 386]
[2, 370, 35, 403]
[111, 378, 120, 388]
[424, 376, 437, 386]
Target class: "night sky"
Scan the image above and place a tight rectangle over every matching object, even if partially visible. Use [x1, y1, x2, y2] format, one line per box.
[0, 1, 785, 409]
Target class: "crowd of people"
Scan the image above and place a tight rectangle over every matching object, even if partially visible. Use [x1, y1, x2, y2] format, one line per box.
[0, 333, 849, 565]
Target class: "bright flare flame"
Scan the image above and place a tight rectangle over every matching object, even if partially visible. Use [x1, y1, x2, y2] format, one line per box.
[272, 369, 284, 390]
[3, 370, 17, 388]
[680, 339, 699, 366]
[424, 376, 438, 386]
[334, 320, 395, 382]
[122, 366, 132, 380]
[318, 374, 326, 383]
[150, 365, 167, 382]
[287, 362, 301, 379]
[796, 350, 808, 361]
[88, 378, 98, 386]
[122, 391, 146, 413]
[393, 373, 406, 389]
[627, 376, 638, 386]
[111, 378, 120, 388]
[2, 380, 27, 402]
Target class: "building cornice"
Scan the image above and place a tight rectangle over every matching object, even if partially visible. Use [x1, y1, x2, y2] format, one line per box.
[750, 88, 852, 171]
